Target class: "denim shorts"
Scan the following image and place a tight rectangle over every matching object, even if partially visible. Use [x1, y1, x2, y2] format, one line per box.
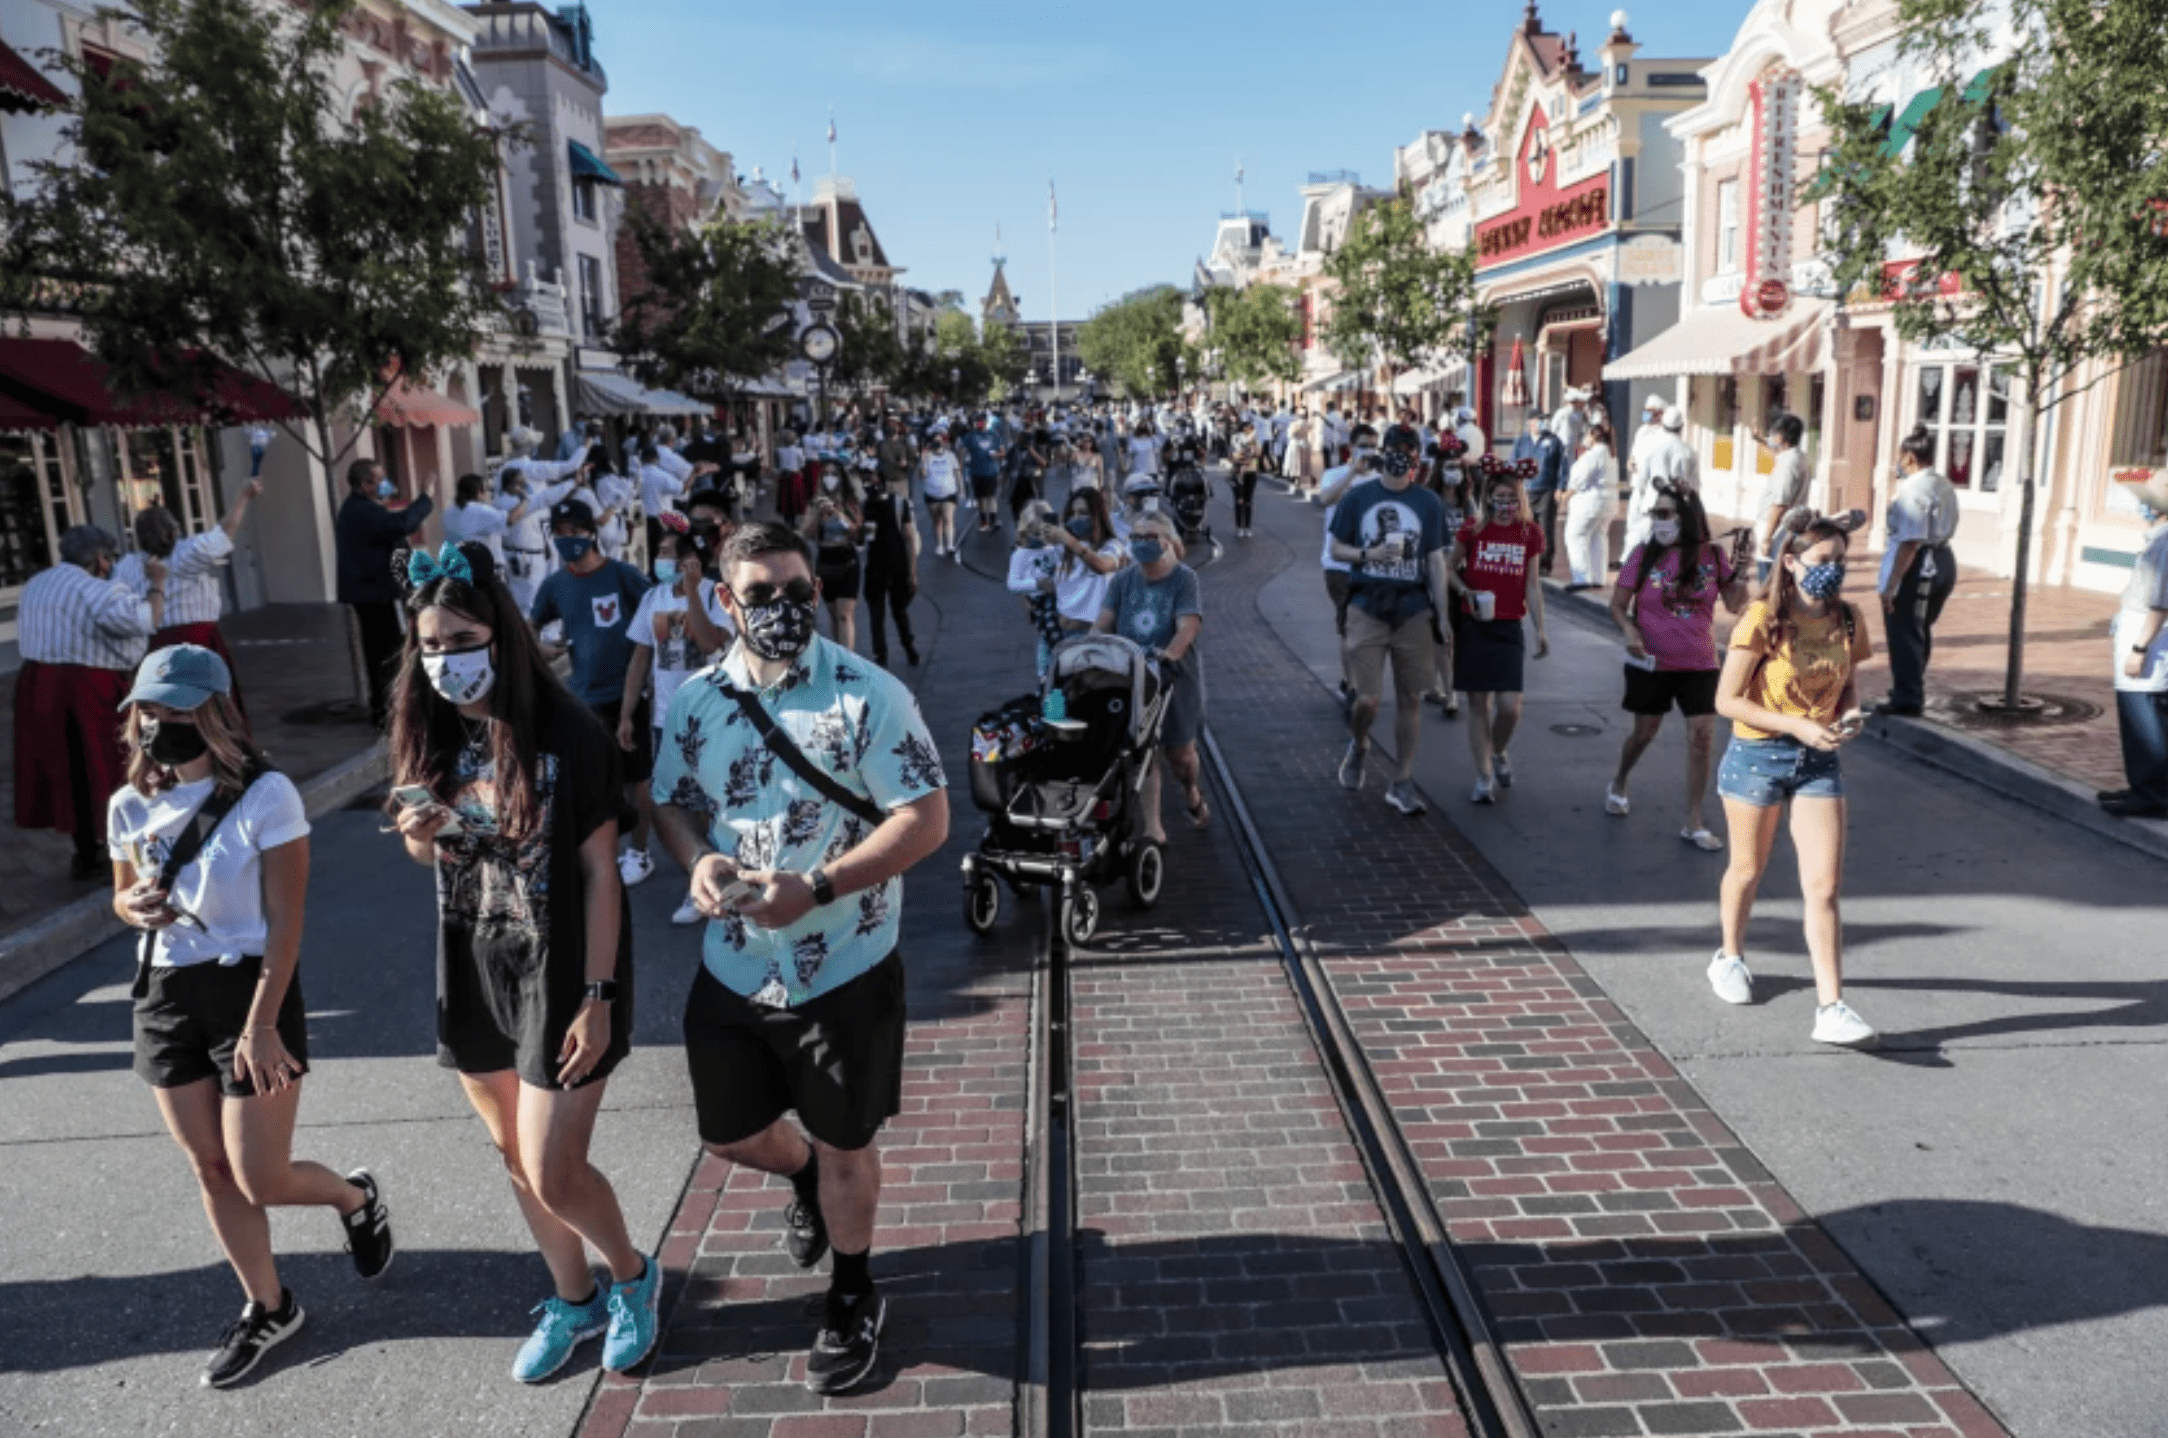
[1717, 735, 1844, 807]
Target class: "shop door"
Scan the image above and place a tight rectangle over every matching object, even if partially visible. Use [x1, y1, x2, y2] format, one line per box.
[0, 431, 80, 604]
[1568, 329, 1604, 393]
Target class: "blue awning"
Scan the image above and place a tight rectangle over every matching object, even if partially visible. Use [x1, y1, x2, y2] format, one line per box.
[568, 140, 622, 187]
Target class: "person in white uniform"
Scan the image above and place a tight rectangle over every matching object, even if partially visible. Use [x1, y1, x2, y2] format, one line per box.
[1561, 422, 1620, 588]
[495, 428, 588, 611]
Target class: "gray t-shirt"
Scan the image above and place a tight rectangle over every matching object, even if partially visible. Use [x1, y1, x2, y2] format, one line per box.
[1103, 563, 1201, 655]
[1761, 448, 1807, 515]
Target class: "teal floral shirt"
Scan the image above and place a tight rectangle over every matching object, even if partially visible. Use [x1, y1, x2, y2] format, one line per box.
[652, 634, 947, 1004]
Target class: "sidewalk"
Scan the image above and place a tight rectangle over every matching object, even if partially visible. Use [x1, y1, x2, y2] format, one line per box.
[0, 602, 385, 991]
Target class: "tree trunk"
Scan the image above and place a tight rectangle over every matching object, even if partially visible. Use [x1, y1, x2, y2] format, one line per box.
[2000, 381, 2040, 710]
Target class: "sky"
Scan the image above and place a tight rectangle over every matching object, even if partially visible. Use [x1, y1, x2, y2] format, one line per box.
[599, 0, 1754, 322]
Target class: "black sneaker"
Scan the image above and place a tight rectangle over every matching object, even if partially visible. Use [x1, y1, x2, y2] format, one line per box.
[341, 1168, 394, 1280]
[806, 1284, 885, 1394]
[202, 1290, 305, 1388]
[784, 1193, 830, 1270]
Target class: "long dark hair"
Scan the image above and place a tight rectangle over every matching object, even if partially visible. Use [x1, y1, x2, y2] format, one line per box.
[1760, 510, 1859, 653]
[1625, 480, 1715, 596]
[386, 545, 572, 844]
[1061, 486, 1114, 572]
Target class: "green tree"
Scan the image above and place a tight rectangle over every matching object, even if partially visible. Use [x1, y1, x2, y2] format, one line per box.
[1078, 286, 1187, 397]
[1, 0, 504, 476]
[1320, 196, 1483, 383]
[612, 211, 800, 412]
[932, 309, 992, 403]
[1812, 0, 2168, 709]
[828, 291, 908, 398]
[1203, 283, 1302, 390]
[978, 320, 1029, 401]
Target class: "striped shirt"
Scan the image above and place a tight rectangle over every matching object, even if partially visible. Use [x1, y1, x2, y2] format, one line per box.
[17, 562, 157, 670]
[114, 530, 233, 627]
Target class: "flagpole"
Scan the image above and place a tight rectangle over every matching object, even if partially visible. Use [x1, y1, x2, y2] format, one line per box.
[1049, 180, 1059, 405]
[827, 106, 837, 180]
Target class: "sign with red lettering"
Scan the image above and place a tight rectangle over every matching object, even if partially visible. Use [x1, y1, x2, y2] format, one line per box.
[1740, 69, 1802, 319]
[1475, 110, 1613, 269]
[1880, 260, 1963, 299]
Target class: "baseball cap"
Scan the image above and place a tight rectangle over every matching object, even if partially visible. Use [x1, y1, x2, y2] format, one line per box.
[1661, 408, 1685, 432]
[550, 497, 597, 531]
[119, 643, 232, 711]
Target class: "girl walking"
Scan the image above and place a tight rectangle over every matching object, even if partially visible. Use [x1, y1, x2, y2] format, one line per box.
[802, 468, 865, 654]
[1449, 460, 1549, 804]
[1709, 509, 1878, 1049]
[387, 541, 658, 1381]
[1604, 484, 1754, 846]
[110, 643, 392, 1388]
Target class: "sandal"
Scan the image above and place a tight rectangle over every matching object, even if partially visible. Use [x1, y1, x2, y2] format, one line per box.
[1186, 789, 1212, 829]
[1681, 826, 1724, 852]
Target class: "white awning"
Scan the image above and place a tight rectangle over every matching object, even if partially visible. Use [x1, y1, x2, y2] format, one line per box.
[1602, 300, 1831, 381]
[1391, 359, 1468, 396]
[575, 369, 710, 417]
[1302, 370, 1363, 393]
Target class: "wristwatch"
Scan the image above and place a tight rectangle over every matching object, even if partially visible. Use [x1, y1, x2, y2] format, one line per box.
[807, 867, 836, 905]
[583, 979, 619, 1003]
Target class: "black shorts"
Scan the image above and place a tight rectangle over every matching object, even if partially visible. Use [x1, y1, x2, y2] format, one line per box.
[133, 956, 308, 1099]
[1452, 614, 1526, 695]
[1622, 665, 1721, 717]
[682, 952, 906, 1152]
[593, 696, 652, 783]
[971, 472, 1001, 503]
[818, 552, 862, 602]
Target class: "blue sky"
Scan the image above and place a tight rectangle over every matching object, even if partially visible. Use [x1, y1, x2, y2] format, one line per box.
[600, 0, 1748, 321]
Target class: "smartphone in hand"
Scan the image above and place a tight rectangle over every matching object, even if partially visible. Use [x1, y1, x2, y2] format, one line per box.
[392, 784, 463, 835]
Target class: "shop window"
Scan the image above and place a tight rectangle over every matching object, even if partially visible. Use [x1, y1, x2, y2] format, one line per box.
[1716, 180, 1740, 275]
[579, 254, 606, 340]
[115, 427, 212, 528]
[572, 175, 597, 223]
[1914, 360, 2011, 490]
[1710, 375, 1739, 471]
[0, 433, 77, 595]
[2111, 347, 2168, 470]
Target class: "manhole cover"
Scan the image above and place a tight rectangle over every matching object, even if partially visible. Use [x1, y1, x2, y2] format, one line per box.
[1933, 691, 2103, 730]
[1550, 723, 1603, 737]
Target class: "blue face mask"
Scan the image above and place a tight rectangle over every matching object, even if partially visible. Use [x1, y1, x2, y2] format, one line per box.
[1065, 516, 1094, 539]
[553, 535, 594, 564]
[376, 478, 397, 500]
[1131, 538, 1165, 565]
[653, 558, 678, 585]
[1798, 560, 1846, 600]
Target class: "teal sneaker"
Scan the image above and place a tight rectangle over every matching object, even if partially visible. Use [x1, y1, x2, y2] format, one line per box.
[511, 1288, 607, 1384]
[602, 1256, 662, 1372]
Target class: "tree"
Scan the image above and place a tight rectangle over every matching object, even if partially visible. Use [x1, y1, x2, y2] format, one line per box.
[1078, 286, 1187, 397]
[978, 320, 1029, 401]
[931, 309, 992, 403]
[1, 0, 504, 478]
[1812, 0, 2168, 709]
[1320, 196, 1483, 383]
[828, 291, 908, 399]
[613, 211, 800, 411]
[1203, 283, 1302, 390]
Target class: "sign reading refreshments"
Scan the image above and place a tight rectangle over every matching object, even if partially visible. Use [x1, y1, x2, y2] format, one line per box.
[1475, 110, 1613, 268]
[1740, 69, 1802, 319]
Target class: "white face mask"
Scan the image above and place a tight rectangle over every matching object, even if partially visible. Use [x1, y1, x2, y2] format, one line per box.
[1648, 518, 1681, 546]
[821, 474, 840, 492]
[423, 645, 495, 706]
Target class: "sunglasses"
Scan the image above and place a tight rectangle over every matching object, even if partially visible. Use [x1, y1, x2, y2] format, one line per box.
[1649, 508, 1679, 520]
[732, 579, 817, 607]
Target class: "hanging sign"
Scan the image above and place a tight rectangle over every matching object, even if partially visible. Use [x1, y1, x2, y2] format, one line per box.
[1740, 70, 1802, 319]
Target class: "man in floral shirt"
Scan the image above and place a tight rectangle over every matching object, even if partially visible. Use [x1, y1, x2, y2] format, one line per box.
[651, 522, 949, 1395]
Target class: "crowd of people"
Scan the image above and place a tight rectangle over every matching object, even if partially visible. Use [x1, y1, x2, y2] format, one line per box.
[10, 371, 2168, 1402]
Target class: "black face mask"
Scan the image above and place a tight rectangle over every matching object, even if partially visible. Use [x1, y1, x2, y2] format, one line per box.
[144, 718, 209, 767]
[734, 591, 818, 662]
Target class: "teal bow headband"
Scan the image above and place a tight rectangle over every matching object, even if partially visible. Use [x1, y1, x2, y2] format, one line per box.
[406, 542, 473, 588]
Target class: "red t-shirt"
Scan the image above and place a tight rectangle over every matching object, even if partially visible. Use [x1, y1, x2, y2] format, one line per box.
[1455, 519, 1545, 622]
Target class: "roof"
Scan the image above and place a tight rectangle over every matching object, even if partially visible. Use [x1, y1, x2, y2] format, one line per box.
[800, 195, 894, 273]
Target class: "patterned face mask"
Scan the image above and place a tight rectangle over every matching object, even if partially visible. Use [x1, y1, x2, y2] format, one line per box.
[735, 592, 817, 661]
[423, 645, 496, 705]
[1381, 449, 1414, 477]
[1798, 560, 1846, 600]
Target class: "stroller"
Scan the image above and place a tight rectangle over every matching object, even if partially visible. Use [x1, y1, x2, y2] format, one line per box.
[962, 634, 1170, 945]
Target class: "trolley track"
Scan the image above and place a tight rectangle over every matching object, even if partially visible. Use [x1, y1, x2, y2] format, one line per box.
[1014, 719, 1541, 1438]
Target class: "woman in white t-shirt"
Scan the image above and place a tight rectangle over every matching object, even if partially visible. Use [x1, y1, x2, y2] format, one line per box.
[621, 525, 735, 924]
[1126, 419, 1163, 479]
[918, 430, 963, 560]
[108, 644, 392, 1389]
[1048, 487, 1128, 634]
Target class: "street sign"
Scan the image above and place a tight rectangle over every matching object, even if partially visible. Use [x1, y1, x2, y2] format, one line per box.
[806, 294, 838, 314]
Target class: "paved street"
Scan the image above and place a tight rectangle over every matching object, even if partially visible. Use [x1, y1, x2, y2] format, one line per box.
[3, 467, 2164, 1437]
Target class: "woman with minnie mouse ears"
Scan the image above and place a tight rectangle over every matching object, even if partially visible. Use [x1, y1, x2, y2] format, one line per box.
[1446, 454, 1549, 804]
[383, 539, 660, 1381]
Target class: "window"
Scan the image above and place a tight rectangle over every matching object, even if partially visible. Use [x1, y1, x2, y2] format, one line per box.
[2112, 347, 2168, 470]
[1716, 179, 1740, 274]
[572, 176, 597, 223]
[1914, 360, 2011, 490]
[115, 428, 211, 528]
[0, 432, 78, 597]
[579, 254, 605, 340]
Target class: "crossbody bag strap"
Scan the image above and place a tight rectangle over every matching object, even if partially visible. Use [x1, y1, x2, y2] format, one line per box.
[134, 766, 270, 977]
[719, 683, 886, 827]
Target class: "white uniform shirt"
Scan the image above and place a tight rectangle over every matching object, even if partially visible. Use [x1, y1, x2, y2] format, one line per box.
[442, 500, 512, 565]
[114, 529, 234, 627]
[1878, 467, 1961, 590]
[107, 771, 311, 967]
[639, 463, 686, 522]
[1644, 435, 1699, 492]
[2116, 523, 2168, 694]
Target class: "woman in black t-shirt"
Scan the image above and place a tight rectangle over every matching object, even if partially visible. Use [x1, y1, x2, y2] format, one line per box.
[385, 540, 659, 1383]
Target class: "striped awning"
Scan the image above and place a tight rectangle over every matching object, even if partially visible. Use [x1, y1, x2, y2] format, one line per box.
[1602, 300, 1830, 382]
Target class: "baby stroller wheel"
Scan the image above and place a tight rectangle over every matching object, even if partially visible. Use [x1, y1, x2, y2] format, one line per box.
[965, 871, 1002, 935]
[1062, 888, 1101, 947]
[1127, 841, 1165, 910]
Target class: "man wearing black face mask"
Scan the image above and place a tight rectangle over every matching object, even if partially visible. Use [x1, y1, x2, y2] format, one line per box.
[530, 499, 657, 887]
[649, 521, 949, 1397]
[859, 469, 922, 669]
[336, 457, 437, 727]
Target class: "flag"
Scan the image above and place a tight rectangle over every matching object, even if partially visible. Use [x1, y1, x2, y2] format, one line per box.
[827, 113, 837, 145]
[791, 153, 799, 183]
[1048, 180, 1057, 233]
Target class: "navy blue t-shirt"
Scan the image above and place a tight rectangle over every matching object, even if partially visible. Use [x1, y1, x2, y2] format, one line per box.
[531, 559, 650, 707]
[1328, 479, 1448, 627]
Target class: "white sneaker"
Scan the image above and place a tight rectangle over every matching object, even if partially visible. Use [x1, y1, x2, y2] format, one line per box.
[1604, 784, 1630, 816]
[1494, 753, 1514, 788]
[1470, 777, 1496, 805]
[618, 848, 655, 888]
[1706, 952, 1754, 1005]
[1812, 1001, 1879, 1048]
[671, 894, 702, 926]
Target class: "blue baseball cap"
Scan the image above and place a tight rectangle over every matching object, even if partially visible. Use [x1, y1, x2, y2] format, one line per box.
[119, 644, 233, 711]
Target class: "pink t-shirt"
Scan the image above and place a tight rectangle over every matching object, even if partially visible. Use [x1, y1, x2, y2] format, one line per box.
[1620, 543, 1735, 672]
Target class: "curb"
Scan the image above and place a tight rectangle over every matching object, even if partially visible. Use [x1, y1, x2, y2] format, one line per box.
[1540, 578, 2168, 865]
[0, 740, 391, 1006]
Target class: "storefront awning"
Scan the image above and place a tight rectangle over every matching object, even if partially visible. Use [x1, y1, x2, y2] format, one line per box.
[1391, 359, 1468, 396]
[575, 368, 708, 417]
[1602, 300, 1830, 382]
[0, 389, 59, 434]
[0, 337, 306, 430]
[373, 375, 480, 429]
[1301, 371, 1362, 394]
[0, 39, 66, 112]
[568, 140, 624, 187]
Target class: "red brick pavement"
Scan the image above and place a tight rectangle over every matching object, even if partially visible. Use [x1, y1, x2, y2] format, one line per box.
[1197, 511, 2018, 1438]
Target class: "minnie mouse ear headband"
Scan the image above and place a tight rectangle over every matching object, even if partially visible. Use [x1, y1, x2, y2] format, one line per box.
[1475, 452, 1507, 478]
[393, 540, 499, 598]
[1775, 506, 1868, 552]
[1512, 457, 1540, 481]
[1436, 433, 1468, 460]
[2115, 470, 2168, 516]
[656, 510, 691, 535]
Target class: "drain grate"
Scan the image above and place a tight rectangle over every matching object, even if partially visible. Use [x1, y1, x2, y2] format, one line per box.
[1934, 691, 2103, 730]
[1550, 723, 1603, 737]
